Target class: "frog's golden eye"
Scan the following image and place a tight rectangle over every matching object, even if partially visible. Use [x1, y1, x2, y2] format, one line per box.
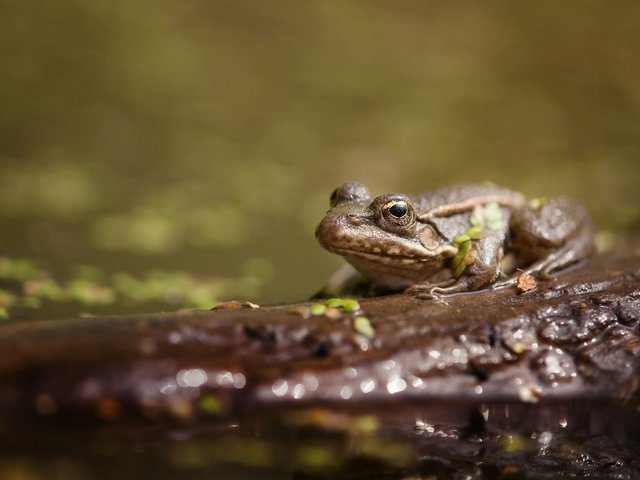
[379, 198, 416, 235]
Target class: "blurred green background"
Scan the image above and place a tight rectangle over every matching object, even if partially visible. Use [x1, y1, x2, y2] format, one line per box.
[1, 0, 639, 319]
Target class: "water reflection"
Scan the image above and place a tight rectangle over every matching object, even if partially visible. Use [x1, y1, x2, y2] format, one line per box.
[3, 400, 639, 479]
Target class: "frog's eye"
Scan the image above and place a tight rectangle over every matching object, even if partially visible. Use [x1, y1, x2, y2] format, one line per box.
[388, 202, 408, 218]
[379, 198, 416, 234]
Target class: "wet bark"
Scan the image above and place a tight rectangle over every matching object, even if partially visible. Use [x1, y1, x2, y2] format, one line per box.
[0, 250, 639, 479]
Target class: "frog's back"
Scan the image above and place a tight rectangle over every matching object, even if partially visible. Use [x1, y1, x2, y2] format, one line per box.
[413, 184, 525, 213]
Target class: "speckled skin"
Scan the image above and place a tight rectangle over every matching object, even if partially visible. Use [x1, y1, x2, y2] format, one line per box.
[316, 182, 594, 297]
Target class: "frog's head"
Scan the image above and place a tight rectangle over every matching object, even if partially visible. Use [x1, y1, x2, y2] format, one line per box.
[316, 182, 455, 288]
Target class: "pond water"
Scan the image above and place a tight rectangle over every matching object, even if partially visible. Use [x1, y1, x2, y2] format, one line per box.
[1, 1, 638, 321]
[4, 400, 640, 479]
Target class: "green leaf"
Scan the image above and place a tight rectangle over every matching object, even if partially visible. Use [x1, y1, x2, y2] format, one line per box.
[324, 298, 360, 312]
[454, 233, 470, 245]
[451, 240, 471, 270]
[483, 202, 506, 231]
[453, 260, 467, 279]
[353, 316, 375, 338]
[467, 225, 485, 239]
[309, 303, 327, 315]
[528, 197, 548, 210]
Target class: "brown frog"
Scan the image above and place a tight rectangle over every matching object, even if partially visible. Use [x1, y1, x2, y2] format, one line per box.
[315, 182, 594, 298]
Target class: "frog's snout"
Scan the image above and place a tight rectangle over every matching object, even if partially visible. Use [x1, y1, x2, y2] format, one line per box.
[316, 211, 355, 249]
[315, 214, 340, 248]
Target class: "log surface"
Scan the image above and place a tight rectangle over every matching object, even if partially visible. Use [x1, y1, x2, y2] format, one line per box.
[1, 251, 640, 479]
[0, 251, 639, 420]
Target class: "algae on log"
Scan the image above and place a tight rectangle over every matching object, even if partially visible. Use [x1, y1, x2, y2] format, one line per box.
[0, 251, 639, 479]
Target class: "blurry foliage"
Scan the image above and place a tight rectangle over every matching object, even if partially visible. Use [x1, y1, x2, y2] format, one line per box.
[0, 256, 272, 320]
[0, 0, 638, 317]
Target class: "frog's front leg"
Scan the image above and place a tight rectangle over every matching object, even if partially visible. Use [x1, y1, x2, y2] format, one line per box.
[312, 263, 370, 298]
[406, 232, 505, 299]
[403, 278, 457, 299]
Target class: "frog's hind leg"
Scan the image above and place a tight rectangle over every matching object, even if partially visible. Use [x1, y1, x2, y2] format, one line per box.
[493, 198, 594, 289]
[522, 219, 594, 280]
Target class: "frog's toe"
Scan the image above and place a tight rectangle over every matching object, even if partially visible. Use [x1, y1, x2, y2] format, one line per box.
[404, 284, 437, 299]
[491, 278, 516, 290]
[403, 284, 427, 296]
[404, 281, 456, 300]
[413, 289, 446, 301]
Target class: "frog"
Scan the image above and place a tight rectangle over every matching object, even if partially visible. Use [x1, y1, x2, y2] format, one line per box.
[315, 182, 594, 299]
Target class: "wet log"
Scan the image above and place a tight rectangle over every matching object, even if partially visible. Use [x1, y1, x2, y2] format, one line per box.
[0, 249, 639, 479]
[2, 252, 639, 415]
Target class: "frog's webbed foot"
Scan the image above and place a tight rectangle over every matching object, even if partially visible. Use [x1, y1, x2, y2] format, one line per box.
[404, 279, 461, 300]
[404, 285, 446, 301]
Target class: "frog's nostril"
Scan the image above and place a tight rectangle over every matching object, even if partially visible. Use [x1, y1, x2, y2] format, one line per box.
[347, 213, 364, 225]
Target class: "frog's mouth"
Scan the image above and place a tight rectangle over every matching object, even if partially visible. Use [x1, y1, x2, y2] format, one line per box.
[325, 246, 433, 264]
[315, 215, 456, 263]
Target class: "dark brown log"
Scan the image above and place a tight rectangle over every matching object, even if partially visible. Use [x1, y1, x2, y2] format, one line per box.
[0, 250, 639, 479]
[2, 252, 639, 414]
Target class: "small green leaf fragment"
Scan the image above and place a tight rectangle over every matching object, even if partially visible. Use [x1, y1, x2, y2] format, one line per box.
[324, 298, 343, 308]
[0, 307, 8, 320]
[324, 298, 360, 312]
[309, 303, 327, 315]
[455, 224, 484, 245]
[467, 224, 484, 239]
[453, 260, 467, 279]
[454, 233, 470, 245]
[458, 239, 472, 256]
[528, 197, 548, 210]
[483, 202, 506, 231]
[353, 316, 374, 339]
[451, 240, 471, 270]
[341, 299, 360, 312]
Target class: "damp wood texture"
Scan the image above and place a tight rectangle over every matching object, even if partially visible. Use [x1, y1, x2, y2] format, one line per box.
[0, 249, 639, 479]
